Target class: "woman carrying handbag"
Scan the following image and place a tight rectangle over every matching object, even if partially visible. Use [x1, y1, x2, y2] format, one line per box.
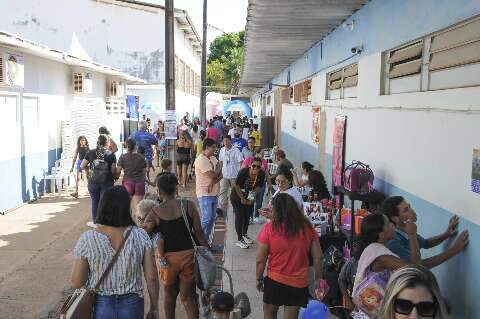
[66, 186, 159, 319]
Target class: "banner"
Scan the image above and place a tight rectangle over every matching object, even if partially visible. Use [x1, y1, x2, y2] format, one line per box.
[164, 110, 177, 140]
[311, 107, 321, 143]
[332, 115, 347, 206]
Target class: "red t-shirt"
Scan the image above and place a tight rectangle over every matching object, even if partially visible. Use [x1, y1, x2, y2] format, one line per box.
[257, 222, 318, 288]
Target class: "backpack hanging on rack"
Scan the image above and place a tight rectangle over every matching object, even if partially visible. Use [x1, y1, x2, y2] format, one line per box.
[343, 161, 374, 194]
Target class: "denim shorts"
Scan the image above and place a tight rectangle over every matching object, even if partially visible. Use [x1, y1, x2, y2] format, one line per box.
[94, 293, 144, 319]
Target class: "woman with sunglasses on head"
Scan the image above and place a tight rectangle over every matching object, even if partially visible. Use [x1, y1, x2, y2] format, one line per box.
[231, 157, 266, 249]
[380, 265, 449, 319]
[272, 167, 304, 210]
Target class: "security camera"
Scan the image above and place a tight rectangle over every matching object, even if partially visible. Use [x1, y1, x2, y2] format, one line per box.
[351, 45, 363, 54]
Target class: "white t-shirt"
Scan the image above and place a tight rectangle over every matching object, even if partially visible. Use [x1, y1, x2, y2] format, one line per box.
[242, 127, 250, 140]
[219, 146, 243, 179]
[273, 186, 304, 209]
[228, 128, 235, 139]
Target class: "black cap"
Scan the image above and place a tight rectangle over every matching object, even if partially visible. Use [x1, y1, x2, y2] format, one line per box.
[211, 292, 234, 313]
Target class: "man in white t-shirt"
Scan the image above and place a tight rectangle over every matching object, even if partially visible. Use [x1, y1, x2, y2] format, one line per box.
[217, 135, 243, 216]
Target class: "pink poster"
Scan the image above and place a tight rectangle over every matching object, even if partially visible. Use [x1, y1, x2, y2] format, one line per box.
[332, 115, 346, 206]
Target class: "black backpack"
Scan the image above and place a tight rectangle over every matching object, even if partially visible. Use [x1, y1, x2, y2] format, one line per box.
[89, 151, 110, 184]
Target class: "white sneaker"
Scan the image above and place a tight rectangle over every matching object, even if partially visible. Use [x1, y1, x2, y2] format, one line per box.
[235, 240, 249, 249]
[86, 221, 97, 228]
[243, 235, 254, 245]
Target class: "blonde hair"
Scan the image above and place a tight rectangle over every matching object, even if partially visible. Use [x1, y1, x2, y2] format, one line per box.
[379, 265, 449, 319]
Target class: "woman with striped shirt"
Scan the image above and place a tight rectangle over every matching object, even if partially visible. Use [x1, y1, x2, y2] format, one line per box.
[70, 186, 159, 319]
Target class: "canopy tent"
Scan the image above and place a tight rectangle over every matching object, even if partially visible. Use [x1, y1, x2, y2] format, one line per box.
[223, 99, 252, 117]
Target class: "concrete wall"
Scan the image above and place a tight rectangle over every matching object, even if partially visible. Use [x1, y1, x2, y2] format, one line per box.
[271, 0, 480, 316]
[0, 47, 111, 213]
[0, 0, 200, 84]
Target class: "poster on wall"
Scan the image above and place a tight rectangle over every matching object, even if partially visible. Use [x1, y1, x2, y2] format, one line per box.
[332, 115, 347, 206]
[164, 110, 177, 140]
[472, 149, 480, 194]
[311, 107, 321, 143]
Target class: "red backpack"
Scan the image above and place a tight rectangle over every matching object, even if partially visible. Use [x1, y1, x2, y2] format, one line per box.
[343, 161, 374, 194]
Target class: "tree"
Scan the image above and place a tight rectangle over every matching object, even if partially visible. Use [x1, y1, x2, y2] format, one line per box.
[207, 31, 244, 94]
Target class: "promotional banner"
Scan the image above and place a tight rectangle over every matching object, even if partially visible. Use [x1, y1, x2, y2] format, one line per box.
[332, 115, 347, 206]
[311, 107, 321, 143]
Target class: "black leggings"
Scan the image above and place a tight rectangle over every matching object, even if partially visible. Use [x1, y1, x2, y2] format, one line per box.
[231, 200, 254, 241]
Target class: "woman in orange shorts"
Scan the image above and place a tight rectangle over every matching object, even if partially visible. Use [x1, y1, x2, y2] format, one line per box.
[143, 173, 208, 319]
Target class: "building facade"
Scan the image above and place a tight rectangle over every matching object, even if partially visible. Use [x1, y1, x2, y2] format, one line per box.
[242, 0, 480, 316]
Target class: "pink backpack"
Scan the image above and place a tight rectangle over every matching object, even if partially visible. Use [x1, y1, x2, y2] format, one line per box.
[343, 161, 374, 194]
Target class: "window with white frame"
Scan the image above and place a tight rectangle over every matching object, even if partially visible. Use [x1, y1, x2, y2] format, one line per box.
[108, 80, 124, 98]
[73, 72, 92, 94]
[327, 63, 358, 99]
[383, 15, 480, 94]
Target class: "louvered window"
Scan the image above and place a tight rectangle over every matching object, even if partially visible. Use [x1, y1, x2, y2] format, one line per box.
[73, 73, 84, 93]
[429, 17, 480, 71]
[327, 63, 358, 99]
[386, 41, 423, 79]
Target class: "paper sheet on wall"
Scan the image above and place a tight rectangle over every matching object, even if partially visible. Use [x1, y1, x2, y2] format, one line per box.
[472, 149, 480, 194]
[164, 110, 177, 140]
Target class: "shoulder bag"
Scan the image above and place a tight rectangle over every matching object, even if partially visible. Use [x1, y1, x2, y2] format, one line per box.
[179, 199, 218, 291]
[59, 227, 134, 319]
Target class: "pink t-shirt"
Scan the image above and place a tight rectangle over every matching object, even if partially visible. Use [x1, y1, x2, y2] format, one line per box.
[257, 222, 318, 288]
[194, 154, 220, 197]
[243, 156, 268, 171]
[206, 127, 218, 141]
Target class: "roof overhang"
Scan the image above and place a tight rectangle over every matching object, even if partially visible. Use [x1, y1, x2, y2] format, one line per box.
[0, 31, 146, 83]
[240, 0, 368, 94]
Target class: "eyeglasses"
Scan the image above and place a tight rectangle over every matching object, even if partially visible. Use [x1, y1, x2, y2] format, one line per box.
[394, 298, 437, 317]
[251, 164, 261, 169]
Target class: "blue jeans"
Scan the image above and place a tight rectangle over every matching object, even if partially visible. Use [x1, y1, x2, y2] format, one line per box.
[87, 182, 114, 222]
[198, 196, 218, 239]
[94, 293, 144, 319]
[254, 185, 266, 218]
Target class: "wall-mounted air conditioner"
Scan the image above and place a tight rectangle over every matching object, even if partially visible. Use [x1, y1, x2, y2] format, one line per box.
[0, 53, 25, 87]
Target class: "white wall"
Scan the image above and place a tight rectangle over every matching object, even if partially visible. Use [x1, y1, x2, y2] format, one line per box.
[0, 0, 200, 84]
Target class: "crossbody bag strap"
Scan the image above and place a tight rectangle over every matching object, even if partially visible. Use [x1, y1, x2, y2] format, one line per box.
[179, 198, 198, 249]
[94, 226, 134, 290]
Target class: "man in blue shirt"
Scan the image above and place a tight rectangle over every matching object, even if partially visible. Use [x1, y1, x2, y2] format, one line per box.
[382, 196, 469, 268]
[231, 126, 247, 151]
[131, 120, 158, 179]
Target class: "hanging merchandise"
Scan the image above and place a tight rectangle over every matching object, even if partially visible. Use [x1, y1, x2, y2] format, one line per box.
[343, 160, 375, 194]
[311, 107, 321, 143]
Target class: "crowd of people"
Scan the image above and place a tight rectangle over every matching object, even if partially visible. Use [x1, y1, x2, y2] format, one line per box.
[66, 114, 469, 319]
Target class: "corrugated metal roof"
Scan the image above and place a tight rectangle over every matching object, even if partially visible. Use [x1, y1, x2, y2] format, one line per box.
[240, 0, 368, 93]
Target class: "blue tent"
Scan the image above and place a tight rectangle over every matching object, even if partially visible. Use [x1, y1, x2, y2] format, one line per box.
[223, 100, 252, 117]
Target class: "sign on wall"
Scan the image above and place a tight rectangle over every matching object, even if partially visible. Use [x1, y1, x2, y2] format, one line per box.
[311, 107, 321, 143]
[472, 149, 480, 195]
[164, 110, 177, 140]
[332, 115, 347, 206]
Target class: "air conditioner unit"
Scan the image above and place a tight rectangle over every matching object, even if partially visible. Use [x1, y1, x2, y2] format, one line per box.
[1, 53, 25, 87]
[73, 72, 93, 94]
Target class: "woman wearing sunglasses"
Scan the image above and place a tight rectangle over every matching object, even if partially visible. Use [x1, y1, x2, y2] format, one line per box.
[231, 157, 266, 249]
[380, 265, 449, 319]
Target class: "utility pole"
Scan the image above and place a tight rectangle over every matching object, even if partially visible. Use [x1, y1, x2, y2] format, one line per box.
[200, 0, 207, 125]
[165, 0, 176, 164]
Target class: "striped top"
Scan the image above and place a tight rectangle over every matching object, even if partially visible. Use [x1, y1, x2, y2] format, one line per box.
[72, 226, 152, 297]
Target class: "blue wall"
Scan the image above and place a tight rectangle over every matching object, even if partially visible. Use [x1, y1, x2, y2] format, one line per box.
[0, 148, 60, 212]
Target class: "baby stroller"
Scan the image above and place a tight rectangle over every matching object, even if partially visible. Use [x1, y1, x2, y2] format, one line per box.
[200, 266, 251, 319]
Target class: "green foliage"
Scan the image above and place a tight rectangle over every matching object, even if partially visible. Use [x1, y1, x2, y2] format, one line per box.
[207, 31, 245, 94]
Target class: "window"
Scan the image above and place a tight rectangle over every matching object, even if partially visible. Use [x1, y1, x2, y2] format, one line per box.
[293, 80, 312, 103]
[178, 60, 185, 92]
[174, 56, 179, 88]
[0, 56, 3, 83]
[383, 15, 480, 93]
[190, 69, 195, 95]
[281, 88, 290, 104]
[267, 95, 271, 105]
[185, 65, 191, 94]
[327, 63, 358, 99]
[73, 73, 84, 93]
[108, 81, 124, 98]
[109, 80, 117, 97]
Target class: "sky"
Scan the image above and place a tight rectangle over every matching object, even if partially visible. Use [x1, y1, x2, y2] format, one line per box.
[152, 0, 248, 47]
